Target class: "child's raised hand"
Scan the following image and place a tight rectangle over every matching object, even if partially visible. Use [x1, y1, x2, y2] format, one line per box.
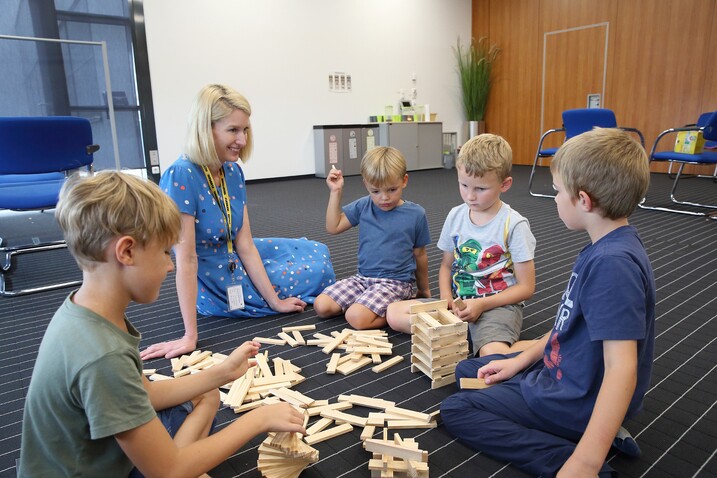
[326, 165, 344, 191]
[252, 402, 307, 435]
[223, 341, 261, 381]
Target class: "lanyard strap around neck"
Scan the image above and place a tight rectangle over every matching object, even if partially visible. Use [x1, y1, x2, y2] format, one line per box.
[201, 165, 233, 255]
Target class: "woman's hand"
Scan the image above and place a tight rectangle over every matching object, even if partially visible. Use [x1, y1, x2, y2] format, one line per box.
[270, 296, 307, 313]
[140, 335, 197, 360]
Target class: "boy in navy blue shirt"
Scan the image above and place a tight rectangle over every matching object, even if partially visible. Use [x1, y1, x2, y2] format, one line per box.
[441, 128, 656, 477]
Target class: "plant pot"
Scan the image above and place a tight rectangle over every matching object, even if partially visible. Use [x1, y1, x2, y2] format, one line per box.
[468, 120, 486, 139]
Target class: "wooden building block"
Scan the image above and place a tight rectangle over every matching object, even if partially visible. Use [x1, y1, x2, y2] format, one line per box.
[452, 297, 466, 310]
[253, 336, 287, 346]
[326, 352, 341, 374]
[338, 394, 395, 410]
[306, 401, 353, 417]
[254, 353, 274, 378]
[408, 300, 448, 314]
[437, 308, 463, 324]
[305, 417, 334, 436]
[184, 350, 212, 367]
[322, 329, 351, 354]
[291, 330, 306, 345]
[277, 331, 298, 347]
[384, 407, 432, 423]
[459, 377, 493, 389]
[336, 356, 373, 375]
[350, 346, 392, 355]
[303, 423, 353, 445]
[269, 387, 314, 408]
[386, 420, 437, 429]
[281, 324, 317, 333]
[367, 413, 386, 427]
[320, 409, 368, 427]
[363, 439, 428, 463]
[415, 311, 442, 328]
[361, 424, 377, 441]
[372, 355, 404, 373]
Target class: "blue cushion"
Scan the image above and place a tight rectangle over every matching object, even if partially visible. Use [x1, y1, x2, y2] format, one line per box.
[0, 173, 65, 210]
[652, 150, 717, 164]
[538, 147, 559, 157]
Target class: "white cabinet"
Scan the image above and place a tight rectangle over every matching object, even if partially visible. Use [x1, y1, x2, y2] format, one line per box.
[378, 122, 443, 170]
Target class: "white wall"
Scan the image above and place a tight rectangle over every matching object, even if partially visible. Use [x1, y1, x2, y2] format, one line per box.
[144, 0, 471, 180]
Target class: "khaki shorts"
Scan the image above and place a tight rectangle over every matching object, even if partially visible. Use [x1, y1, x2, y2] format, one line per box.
[468, 303, 523, 355]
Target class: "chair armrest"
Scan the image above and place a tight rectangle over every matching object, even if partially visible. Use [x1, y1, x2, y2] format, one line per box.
[536, 127, 565, 155]
[649, 125, 706, 157]
[619, 127, 645, 147]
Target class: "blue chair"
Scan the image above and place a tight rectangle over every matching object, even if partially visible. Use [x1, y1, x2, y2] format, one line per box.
[639, 111, 717, 217]
[0, 116, 98, 296]
[528, 108, 645, 197]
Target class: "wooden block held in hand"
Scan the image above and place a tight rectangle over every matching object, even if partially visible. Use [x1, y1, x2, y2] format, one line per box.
[459, 377, 492, 389]
[453, 297, 467, 310]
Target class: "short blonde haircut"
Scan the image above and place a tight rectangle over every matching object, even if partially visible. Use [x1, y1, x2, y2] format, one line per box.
[456, 133, 512, 181]
[55, 171, 181, 271]
[360, 146, 407, 186]
[185, 84, 254, 169]
[551, 128, 650, 219]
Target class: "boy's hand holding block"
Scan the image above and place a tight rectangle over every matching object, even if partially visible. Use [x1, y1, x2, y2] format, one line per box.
[453, 297, 467, 311]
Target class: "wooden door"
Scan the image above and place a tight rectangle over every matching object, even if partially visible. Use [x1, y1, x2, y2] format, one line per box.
[541, 22, 609, 149]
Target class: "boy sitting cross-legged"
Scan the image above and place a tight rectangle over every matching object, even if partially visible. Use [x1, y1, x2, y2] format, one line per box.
[387, 134, 537, 357]
[440, 128, 656, 477]
[313, 146, 431, 330]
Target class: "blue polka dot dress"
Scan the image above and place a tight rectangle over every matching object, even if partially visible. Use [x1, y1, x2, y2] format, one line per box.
[160, 156, 335, 318]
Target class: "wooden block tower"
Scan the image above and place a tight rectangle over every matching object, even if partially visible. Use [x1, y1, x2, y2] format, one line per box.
[409, 300, 469, 389]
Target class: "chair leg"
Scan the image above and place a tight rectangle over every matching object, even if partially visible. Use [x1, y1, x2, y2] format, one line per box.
[528, 154, 556, 198]
[669, 163, 717, 209]
[0, 241, 82, 296]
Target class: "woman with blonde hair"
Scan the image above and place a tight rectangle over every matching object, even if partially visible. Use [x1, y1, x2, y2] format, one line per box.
[142, 84, 334, 359]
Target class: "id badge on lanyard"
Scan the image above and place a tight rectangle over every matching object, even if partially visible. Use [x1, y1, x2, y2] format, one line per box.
[202, 165, 244, 310]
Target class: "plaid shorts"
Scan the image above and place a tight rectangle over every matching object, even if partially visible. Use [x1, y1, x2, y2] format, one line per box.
[322, 274, 414, 318]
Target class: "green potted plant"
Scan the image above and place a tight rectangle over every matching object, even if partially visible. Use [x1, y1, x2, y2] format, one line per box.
[454, 36, 500, 138]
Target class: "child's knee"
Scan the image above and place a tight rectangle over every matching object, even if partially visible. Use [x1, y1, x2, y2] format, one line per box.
[440, 393, 468, 427]
[455, 358, 481, 379]
[345, 307, 384, 330]
[313, 294, 339, 318]
[385, 303, 409, 332]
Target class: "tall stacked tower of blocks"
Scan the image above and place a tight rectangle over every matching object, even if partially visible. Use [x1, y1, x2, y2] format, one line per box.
[409, 300, 469, 389]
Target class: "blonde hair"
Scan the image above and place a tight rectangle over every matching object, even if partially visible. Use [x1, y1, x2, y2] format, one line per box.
[456, 133, 512, 181]
[360, 146, 407, 186]
[551, 128, 650, 219]
[185, 84, 254, 169]
[55, 171, 181, 271]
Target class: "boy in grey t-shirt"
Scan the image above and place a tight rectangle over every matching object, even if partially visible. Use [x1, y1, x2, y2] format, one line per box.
[388, 134, 537, 357]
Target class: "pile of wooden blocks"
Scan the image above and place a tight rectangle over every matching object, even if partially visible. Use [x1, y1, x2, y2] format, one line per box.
[321, 329, 403, 376]
[221, 352, 308, 413]
[409, 300, 469, 389]
[364, 433, 429, 478]
[254, 325, 405, 377]
[258, 431, 319, 478]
